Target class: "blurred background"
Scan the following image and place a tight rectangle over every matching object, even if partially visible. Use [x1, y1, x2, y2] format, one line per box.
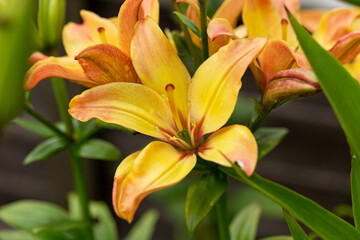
[0, 0, 355, 239]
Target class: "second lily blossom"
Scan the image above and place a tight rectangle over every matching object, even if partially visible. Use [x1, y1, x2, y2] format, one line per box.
[68, 16, 266, 222]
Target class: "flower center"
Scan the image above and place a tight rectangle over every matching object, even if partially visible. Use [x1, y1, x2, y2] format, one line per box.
[97, 27, 107, 44]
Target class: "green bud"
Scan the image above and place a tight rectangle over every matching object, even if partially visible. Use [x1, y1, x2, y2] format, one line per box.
[0, 0, 34, 128]
[38, 0, 66, 48]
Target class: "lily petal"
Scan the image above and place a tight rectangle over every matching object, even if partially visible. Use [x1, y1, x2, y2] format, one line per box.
[345, 60, 360, 84]
[113, 141, 196, 222]
[75, 44, 140, 85]
[63, 10, 117, 57]
[24, 56, 90, 90]
[189, 38, 267, 138]
[300, 9, 327, 33]
[69, 82, 176, 140]
[207, 18, 239, 41]
[329, 31, 360, 64]
[29, 52, 48, 63]
[131, 17, 191, 127]
[213, 0, 245, 27]
[139, 0, 160, 23]
[198, 125, 257, 176]
[313, 8, 360, 49]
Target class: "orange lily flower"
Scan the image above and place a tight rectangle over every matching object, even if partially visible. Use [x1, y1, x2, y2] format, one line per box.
[208, 0, 360, 109]
[24, 0, 159, 90]
[68, 17, 266, 222]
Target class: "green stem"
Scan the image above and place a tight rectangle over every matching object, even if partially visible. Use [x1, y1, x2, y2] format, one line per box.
[198, 0, 209, 61]
[249, 108, 269, 132]
[70, 146, 94, 240]
[23, 104, 69, 139]
[171, 0, 201, 67]
[51, 78, 74, 135]
[215, 192, 230, 240]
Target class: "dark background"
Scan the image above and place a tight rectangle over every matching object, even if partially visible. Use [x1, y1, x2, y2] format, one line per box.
[0, 0, 354, 239]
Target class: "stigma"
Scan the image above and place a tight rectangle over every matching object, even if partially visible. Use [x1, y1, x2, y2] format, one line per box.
[281, 19, 288, 42]
[97, 27, 108, 44]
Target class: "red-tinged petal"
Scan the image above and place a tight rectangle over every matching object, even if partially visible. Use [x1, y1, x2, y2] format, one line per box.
[75, 44, 140, 85]
[313, 8, 360, 48]
[139, 0, 160, 23]
[207, 18, 239, 41]
[213, 0, 245, 27]
[300, 9, 327, 33]
[263, 68, 320, 110]
[113, 141, 196, 222]
[257, 40, 298, 91]
[69, 82, 176, 140]
[131, 17, 191, 128]
[329, 31, 360, 64]
[24, 56, 90, 91]
[198, 125, 258, 176]
[63, 10, 117, 57]
[29, 52, 48, 64]
[117, 0, 144, 56]
[189, 38, 267, 138]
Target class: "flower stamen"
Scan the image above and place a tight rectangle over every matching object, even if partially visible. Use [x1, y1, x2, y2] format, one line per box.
[281, 19, 288, 42]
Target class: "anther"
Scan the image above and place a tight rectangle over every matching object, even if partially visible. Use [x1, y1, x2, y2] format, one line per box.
[281, 19, 288, 42]
[97, 27, 107, 44]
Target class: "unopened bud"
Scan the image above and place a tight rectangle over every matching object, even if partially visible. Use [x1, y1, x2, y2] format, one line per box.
[262, 69, 321, 111]
[38, 0, 66, 48]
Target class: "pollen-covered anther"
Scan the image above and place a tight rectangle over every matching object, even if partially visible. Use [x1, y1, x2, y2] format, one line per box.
[281, 19, 288, 42]
[165, 84, 183, 132]
[97, 27, 108, 44]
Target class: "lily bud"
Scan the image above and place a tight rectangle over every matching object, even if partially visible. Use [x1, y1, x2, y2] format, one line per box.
[38, 0, 66, 48]
[262, 69, 321, 111]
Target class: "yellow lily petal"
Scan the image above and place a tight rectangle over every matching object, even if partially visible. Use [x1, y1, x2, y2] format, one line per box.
[69, 82, 176, 140]
[207, 18, 238, 55]
[345, 60, 360, 84]
[313, 8, 360, 49]
[243, 0, 282, 39]
[234, 25, 248, 38]
[139, 0, 160, 23]
[213, 0, 245, 27]
[189, 38, 267, 137]
[118, 0, 154, 56]
[24, 56, 90, 91]
[113, 141, 196, 222]
[300, 9, 327, 33]
[75, 44, 140, 85]
[62, 10, 117, 57]
[131, 17, 191, 129]
[198, 125, 257, 176]
[329, 31, 360, 64]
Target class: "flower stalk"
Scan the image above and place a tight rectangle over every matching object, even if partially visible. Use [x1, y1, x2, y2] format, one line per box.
[215, 191, 230, 240]
[198, 0, 209, 61]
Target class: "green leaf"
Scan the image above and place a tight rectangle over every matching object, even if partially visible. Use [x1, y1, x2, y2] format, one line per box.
[173, 11, 201, 37]
[186, 172, 228, 235]
[124, 209, 159, 240]
[230, 203, 262, 240]
[13, 118, 54, 138]
[220, 166, 360, 240]
[0, 200, 87, 240]
[283, 210, 308, 240]
[255, 127, 288, 160]
[24, 137, 68, 164]
[288, 10, 360, 231]
[0, 230, 41, 240]
[340, 0, 360, 6]
[77, 138, 121, 161]
[172, 31, 198, 76]
[259, 237, 293, 240]
[68, 193, 119, 240]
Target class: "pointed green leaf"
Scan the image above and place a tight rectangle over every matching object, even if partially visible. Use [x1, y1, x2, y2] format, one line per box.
[255, 127, 289, 160]
[13, 118, 54, 138]
[124, 209, 159, 240]
[288, 10, 360, 231]
[220, 166, 360, 240]
[0, 230, 41, 240]
[230, 203, 262, 240]
[283, 210, 308, 240]
[0, 200, 87, 240]
[77, 138, 121, 161]
[24, 137, 68, 164]
[186, 172, 228, 235]
[173, 11, 201, 37]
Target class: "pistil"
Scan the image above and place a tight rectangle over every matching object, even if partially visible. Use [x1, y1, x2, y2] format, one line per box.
[281, 19, 288, 42]
[97, 27, 107, 44]
[165, 84, 184, 132]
